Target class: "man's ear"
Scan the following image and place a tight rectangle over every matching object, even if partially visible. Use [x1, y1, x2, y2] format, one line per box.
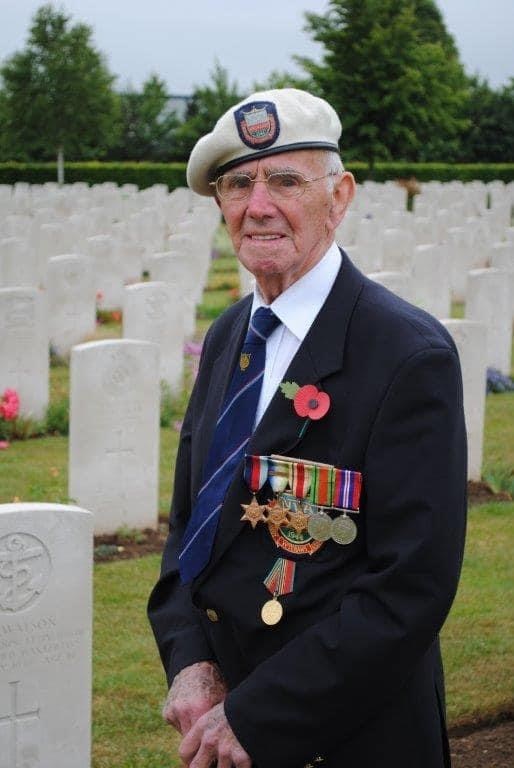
[329, 172, 356, 229]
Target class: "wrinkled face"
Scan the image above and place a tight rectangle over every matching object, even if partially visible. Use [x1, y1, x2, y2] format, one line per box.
[216, 149, 355, 297]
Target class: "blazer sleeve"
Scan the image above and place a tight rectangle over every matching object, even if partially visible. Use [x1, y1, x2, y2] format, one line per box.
[224, 345, 468, 768]
[147, 342, 216, 687]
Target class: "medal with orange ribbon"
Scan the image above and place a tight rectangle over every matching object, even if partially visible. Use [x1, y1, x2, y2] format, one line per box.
[261, 557, 296, 625]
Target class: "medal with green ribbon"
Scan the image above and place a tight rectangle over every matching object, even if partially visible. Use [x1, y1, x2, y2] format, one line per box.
[306, 464, 335, 541]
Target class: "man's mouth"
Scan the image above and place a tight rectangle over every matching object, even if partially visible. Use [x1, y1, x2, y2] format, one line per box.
[246, 234, 284, 241]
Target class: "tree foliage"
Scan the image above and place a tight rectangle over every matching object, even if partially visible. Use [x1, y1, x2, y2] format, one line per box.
[172, 60, 242, 160]
[108, 74, 178, 161]
[298, 0, 469, 165]
[0, 4, 119, 162]
[459, 77, 514, 163]
[252, 69, 316, 93]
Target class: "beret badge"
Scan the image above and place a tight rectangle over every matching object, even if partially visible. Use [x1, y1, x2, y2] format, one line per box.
[235, 100, 280, 150]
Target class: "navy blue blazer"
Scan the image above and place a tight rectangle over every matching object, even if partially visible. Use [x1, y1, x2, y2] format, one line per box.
[148, 250, 467, 768]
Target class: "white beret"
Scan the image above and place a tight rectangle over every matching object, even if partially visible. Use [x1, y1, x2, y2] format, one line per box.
[186, 88, 342, 196]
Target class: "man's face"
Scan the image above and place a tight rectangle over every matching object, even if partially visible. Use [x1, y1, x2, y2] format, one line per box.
[217, 150, 355, 298]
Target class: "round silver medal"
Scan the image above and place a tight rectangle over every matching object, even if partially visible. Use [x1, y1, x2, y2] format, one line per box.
[330, 515, 357, 545]
[307, 511, 332, 542]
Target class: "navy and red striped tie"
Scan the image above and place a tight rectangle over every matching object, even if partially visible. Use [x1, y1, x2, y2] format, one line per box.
[179, 307, 281, 583]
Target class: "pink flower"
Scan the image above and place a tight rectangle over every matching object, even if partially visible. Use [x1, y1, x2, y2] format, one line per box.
[0, 389, 20, 421]
[293, 384, 331, 420]
[184, 341, 203, 356]
[0, 441, 10, 450]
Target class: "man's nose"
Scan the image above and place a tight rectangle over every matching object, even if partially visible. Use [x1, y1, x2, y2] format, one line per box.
[245, 179, 277, 217]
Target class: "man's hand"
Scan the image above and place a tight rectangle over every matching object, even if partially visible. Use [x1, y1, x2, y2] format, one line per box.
[162, 661, 228, 736]
[179, 701, 252, 768]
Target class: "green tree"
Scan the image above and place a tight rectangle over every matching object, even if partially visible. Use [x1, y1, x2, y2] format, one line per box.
[252, 69, 316, 93]
[109, 74, 178, 160]
[459, 77, 514, 162]
[0, 4, 119, 180]
[298, 0, 469, 166]
[172, 60, 242, 161]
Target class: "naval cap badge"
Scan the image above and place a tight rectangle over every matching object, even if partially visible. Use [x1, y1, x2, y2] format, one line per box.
[234, 100, 280, 149]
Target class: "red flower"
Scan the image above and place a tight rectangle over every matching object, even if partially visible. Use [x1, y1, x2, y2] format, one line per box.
[0, 389, 19, 421]
[293, 385, 330, 420]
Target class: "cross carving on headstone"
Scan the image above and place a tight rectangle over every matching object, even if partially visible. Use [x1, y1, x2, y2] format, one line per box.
[0, 680, 39, 768]
[105, 429, 136, 457]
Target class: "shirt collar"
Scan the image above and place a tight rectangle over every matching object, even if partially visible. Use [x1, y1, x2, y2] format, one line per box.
[250, 241, 341, 342]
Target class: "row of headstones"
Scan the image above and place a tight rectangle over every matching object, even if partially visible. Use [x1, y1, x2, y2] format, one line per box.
[0, 181, 204, 241]
[0, 188, 220, 311]
[0, 269, 200, 423]
[349, 186, 513, 482]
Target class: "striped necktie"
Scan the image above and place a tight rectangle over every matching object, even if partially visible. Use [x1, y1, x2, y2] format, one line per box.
[179, 307, 281, 583]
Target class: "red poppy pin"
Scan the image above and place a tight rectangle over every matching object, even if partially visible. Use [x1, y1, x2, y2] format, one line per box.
[280, 381, 331, 420]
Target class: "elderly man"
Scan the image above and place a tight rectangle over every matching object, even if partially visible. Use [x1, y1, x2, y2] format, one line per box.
[148, 89, 467, 768]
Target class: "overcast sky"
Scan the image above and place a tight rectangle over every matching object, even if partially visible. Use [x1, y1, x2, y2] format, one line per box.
[1, 0, 512, 94]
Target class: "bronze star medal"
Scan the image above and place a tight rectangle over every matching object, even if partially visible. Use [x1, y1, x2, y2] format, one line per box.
[240, 495, 267, 529]
[265, 500, 290, 528]
[287, 507, 310, 534]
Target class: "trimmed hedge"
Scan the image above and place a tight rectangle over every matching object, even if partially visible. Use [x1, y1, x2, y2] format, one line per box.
[0, 160, 513, 188]
[0, 161, 187, 189]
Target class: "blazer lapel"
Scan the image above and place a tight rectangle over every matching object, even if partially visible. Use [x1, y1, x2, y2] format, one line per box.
[195, 251, 365, 585]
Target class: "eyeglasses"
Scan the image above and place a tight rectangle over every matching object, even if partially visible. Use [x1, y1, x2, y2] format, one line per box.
[210, 170, 340, 201]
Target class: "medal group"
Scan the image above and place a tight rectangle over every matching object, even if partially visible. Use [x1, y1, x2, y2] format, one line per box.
[241, 454, 363, 625]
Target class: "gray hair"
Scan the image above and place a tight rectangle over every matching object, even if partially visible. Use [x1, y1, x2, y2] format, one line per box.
[321, 150, 344, 191]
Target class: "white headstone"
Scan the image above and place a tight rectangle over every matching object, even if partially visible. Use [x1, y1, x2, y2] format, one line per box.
[69, 339, 160, 534]
[489, 242, 514, 322]
[84, 235, 125, 310]
[0, 502, 93, 768]
[466, 268, 513, 375]
[440, 320, 488, 480]
[36, 224, 68, 286]
[123, 282, 184, 395]
[367, 271, 412, 303]
[0, 288, 49, 420]
[47, 255, 96, 357]
[148, 250, 197, 338]
[411, 244, 451, 318]
[445, 227, 474, 302]
[0, 239, 38, 289]
[382, 228, 415, 273]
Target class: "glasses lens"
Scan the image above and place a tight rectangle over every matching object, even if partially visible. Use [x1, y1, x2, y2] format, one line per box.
[217, 173, 253, 199]
[267, 172, 305, 198]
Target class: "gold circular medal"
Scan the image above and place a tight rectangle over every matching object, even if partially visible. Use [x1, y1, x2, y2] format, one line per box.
[330, 515, 357, 545]
[261, 598, 283, 626]
[307, 511, 332, 542]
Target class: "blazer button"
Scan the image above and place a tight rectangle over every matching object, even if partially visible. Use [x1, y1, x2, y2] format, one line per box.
[206, 608, 219, 622]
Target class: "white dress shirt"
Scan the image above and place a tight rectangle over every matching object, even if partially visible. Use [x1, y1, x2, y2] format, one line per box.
[251, 241, 342, 426]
